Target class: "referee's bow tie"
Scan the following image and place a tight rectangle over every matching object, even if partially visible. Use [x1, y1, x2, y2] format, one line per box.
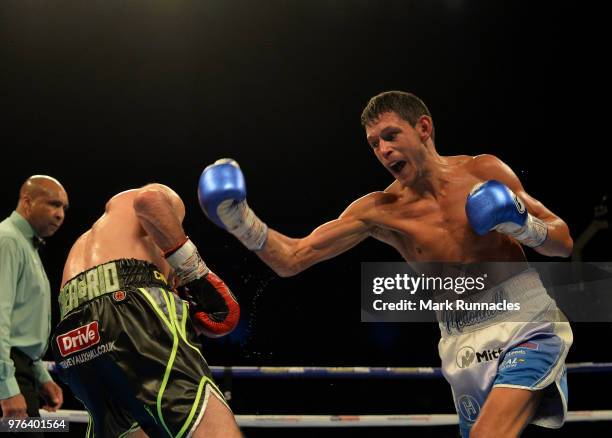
[33, 236, 46, 249]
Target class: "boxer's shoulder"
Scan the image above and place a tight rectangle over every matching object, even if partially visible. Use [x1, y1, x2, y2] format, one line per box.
[344, 190, 399, 216]
[468, 154, 517, 182]
[466, 154, 525, 195]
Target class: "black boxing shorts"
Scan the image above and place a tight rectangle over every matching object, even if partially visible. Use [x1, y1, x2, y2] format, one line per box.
[52, 259, 229, 438]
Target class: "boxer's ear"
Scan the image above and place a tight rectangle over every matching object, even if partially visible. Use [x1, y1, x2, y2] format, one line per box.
[416, 115, 433, 142]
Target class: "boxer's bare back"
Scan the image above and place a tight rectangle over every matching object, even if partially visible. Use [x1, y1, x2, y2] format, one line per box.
[59, 183, 242, 438]
[61, 184, 184, 287]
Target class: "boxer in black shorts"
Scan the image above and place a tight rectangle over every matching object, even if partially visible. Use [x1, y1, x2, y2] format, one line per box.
[52, 184, 241, 438]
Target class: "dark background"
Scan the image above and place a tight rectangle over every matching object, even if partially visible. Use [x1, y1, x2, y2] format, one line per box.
[1, 1, 610, 436]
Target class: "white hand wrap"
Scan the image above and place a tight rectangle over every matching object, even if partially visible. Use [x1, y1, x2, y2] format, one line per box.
[217, 199, 268, 251]
[496, 214, 548, 248]
[165, 239, 210, 285]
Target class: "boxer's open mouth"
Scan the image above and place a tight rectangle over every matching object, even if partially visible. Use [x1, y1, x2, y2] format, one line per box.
[390, 160, 406, 174]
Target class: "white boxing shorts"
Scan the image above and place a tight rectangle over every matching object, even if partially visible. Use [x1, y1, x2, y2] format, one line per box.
[438, 269, 573, 437]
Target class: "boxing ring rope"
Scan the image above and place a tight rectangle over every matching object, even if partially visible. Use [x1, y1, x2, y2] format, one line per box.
[42, 361, 612, 426]
[38, 409, 612, 427]
[45, 361, 612, 379]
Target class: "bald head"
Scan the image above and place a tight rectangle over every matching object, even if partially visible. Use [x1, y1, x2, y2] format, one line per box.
[19, 175, 65, 200]
[17, 175, 69, 237]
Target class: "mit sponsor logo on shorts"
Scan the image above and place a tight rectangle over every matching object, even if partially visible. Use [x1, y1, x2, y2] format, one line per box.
[58, 341, 116, 369]
[456, 346, 503, 369]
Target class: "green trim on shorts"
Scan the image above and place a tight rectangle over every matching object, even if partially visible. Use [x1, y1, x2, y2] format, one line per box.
[85, 407, 94, 438]
[175, 298, 225, 400]
[176, 299, 188, 339]
[139, 287, 173, 331]
[165, 288, 206, 438]
[138, 287, 177, 436]
[137, 287, 216, 438]
[118, 422, 140, 438]
[177, 300, 205, 358]
[72, 397, 94, 437]
[177, 376, 207, 438]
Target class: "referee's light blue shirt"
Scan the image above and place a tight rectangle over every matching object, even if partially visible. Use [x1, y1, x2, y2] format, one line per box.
[0, 211, 53, 399]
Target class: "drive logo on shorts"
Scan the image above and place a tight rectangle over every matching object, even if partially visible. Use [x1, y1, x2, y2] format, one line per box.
[56, 321, 101, 357]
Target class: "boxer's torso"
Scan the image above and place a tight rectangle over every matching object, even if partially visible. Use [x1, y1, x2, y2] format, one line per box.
[364, 155, 527, 281]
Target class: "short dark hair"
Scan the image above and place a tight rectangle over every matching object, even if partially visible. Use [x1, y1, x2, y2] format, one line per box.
[361, 91, 435, 141]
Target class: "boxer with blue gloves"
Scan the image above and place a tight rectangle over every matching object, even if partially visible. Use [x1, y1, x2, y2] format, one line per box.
[199, 91, 574, 438]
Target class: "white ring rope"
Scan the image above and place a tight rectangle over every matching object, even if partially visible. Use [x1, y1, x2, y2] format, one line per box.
[44, 362, 612, 377]
[39, 410, 612, 426]
[41, 362, 612, 426]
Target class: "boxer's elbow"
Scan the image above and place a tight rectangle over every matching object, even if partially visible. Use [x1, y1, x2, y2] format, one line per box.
[274, 258, 307, 277]
[276, 267, 299, 277]
[258, 251, 302, 277]
[556, 221, 574, 258]
[541, 231, 573, 258]
[133, 188, 166, 217]
[559, 234, 573, 258]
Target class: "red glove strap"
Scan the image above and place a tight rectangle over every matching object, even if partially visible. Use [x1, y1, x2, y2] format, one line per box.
[191, 271, 240, 338]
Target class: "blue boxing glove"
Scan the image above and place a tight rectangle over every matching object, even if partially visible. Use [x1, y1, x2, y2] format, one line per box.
[466, 180, 548, 248]
[198, 159, 268, 250]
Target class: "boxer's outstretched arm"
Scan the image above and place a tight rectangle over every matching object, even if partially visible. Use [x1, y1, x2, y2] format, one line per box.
[472, 154, 573, 257]
[198, 159, 377, 275]
[256, 195, 375, 277]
